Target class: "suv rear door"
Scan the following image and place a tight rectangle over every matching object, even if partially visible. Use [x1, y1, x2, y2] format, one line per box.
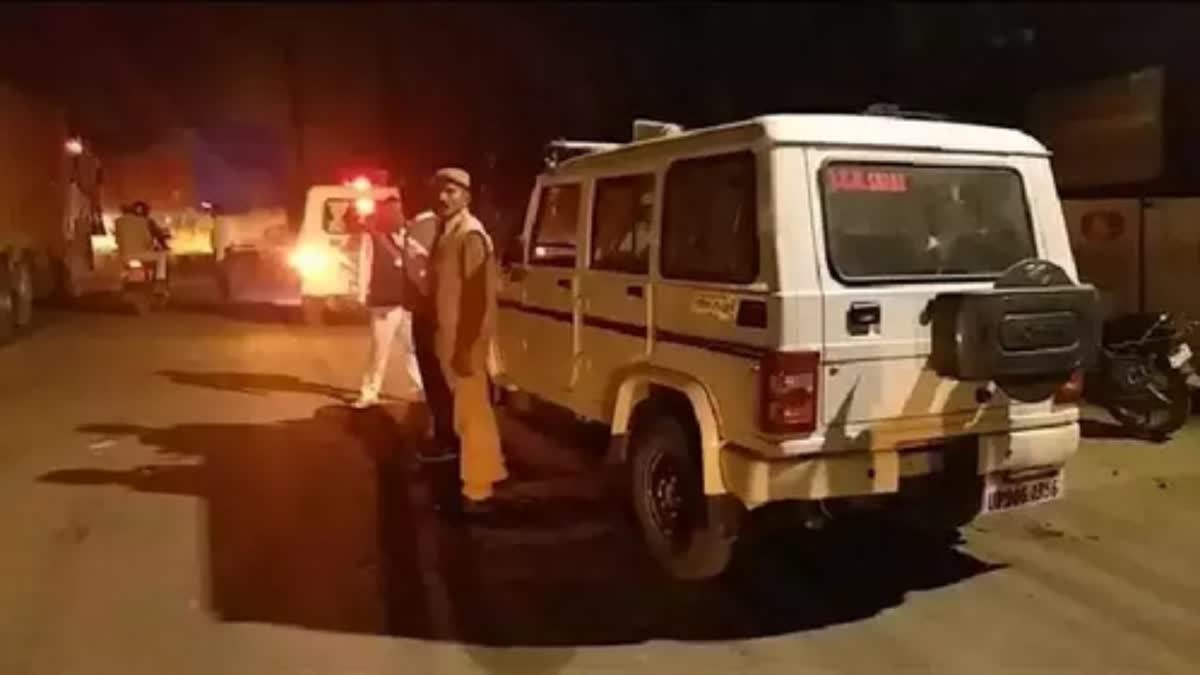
[807, 150, 1046, 439]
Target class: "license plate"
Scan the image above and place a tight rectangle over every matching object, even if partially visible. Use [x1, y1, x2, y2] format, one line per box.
[124, 268, 147, 283]
[983, 470, 1063, 514]
[1169, 343, 1193, 369]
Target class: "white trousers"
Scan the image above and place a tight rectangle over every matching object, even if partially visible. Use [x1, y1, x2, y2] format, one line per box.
[361, 305, 424, 400]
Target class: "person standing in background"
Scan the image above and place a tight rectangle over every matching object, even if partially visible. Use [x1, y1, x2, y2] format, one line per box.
[353, 196, 424, 408]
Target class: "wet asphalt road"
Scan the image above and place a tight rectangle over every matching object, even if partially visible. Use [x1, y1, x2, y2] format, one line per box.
[2, 301, 1199, 675]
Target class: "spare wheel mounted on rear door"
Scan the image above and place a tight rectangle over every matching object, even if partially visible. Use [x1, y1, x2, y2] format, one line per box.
[930, 259, 1100, 402]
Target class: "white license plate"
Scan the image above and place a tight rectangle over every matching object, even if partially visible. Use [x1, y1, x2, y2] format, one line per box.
[1169, 343, 1193, 369]
[983, 471, 1063, 514]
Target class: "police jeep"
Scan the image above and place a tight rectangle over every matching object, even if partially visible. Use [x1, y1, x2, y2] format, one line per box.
[495, 115, 1098, 580]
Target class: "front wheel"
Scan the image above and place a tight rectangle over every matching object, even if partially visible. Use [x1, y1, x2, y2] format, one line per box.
[629, 414, 735, 581]
[1108, 367, 1191, 440]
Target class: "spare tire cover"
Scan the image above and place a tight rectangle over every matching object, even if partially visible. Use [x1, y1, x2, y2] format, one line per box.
[994, 259, 1075, 403]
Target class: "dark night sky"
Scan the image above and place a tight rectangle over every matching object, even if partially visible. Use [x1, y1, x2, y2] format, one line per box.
[2, 2, 1199, 209]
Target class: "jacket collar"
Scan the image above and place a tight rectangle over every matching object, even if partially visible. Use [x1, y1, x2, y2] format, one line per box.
[440, 208, 478, 239]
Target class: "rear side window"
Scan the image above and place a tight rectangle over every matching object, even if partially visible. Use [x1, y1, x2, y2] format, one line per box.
[661, 152, 758, 284]
[591, 174, 655, 274]
[529, 183, 582, 267]
[821, 163, 1036, 282]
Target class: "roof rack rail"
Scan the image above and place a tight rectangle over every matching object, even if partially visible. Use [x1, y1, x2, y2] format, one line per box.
[863, 103, 951, 122]
[544, 139, 620, 169]
[633, 119, 683, 141]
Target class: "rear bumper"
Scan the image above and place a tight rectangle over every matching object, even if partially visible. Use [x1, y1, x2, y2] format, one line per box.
[743, 405, 1080, 457]
[719, 422, 1079, 508]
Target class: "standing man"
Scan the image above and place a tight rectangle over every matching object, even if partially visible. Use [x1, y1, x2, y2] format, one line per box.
[353, 196, 424, 408]
[429, 167, 507, 514]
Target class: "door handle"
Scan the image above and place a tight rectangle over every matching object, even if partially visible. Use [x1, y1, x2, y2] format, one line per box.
[847, 301, 881, 335]
[626, 285, 644, 299]
[556, 278, 572, 290]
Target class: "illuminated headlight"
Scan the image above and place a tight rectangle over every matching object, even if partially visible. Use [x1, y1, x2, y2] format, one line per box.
[126, 259, 143, 269]
[288, 245, 335, 279]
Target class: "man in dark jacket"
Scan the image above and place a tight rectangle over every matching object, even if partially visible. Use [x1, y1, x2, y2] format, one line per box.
[404, 207, 458, 461]
[353, 196, 424, 408]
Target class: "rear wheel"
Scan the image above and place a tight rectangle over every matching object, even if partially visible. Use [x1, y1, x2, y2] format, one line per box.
[124, 288, 152, 316]
[629, 413, 735, 580]
[0, 250, 18, 344]
[1108, 366, 1190, 440]
[10, 253, 34, 332]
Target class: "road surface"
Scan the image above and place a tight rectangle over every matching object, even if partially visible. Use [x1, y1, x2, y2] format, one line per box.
[2, 305, 1199, 674]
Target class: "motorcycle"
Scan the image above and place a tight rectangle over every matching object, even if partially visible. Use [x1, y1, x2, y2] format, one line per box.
[121, 253, 169, 315]
[1086, 312, 1196, 440]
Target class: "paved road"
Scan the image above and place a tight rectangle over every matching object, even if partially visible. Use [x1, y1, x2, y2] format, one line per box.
[2, 307, 1199, 675]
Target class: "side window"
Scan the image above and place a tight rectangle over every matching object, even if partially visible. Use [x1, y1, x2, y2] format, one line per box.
[529, 183, 582, 267]
[661, 152, 759, 284]
[590, 174, 655, 274]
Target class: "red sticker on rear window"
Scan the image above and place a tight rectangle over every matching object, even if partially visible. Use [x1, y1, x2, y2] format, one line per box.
[827, 168, 909, 193]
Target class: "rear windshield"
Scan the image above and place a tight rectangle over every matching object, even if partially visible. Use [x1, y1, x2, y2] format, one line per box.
[323, 199, 355, 234]
[820, 163, 1036, 282]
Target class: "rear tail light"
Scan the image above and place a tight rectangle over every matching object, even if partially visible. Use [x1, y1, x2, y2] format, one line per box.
[1054, 370, 1085, 404]
[760, 350, 820, 434]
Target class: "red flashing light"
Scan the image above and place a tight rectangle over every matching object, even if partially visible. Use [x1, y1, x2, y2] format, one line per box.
[337, 168, 390, 189]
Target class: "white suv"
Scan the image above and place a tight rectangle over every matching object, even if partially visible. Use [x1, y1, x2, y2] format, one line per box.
[496, 115, 1098, 580]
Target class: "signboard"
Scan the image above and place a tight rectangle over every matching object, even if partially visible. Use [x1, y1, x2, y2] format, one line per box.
[1028, 67, 1164, 188]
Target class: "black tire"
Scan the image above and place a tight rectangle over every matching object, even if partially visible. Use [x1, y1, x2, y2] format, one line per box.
[629, 413, 734, 581]
[1108, 367, 1191, 440]
[125, 290, 152, 316]
[10, 252, 34, 332]
[0, 250, 16, 344]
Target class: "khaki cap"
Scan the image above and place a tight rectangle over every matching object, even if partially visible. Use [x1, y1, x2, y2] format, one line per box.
[432, 167, 471, 190]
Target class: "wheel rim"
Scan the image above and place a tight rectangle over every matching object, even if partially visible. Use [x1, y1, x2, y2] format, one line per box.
[643, 448, 694, 554]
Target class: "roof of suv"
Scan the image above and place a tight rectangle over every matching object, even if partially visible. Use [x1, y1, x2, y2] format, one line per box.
[551, 114, 1048, 175]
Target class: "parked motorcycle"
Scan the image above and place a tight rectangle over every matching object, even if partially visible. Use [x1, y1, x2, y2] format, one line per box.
[1086, 312, 1196, 440]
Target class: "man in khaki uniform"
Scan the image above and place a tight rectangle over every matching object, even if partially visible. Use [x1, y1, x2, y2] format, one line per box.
[430, 167, 508, 514]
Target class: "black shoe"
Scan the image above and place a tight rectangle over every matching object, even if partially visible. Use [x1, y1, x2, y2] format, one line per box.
[462, 498, 497, 516]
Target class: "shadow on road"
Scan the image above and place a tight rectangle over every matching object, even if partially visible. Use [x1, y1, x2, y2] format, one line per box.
[39, 404, 1002, 649]
[156, 369, 358, 400]
[1080, 418, 1138, 440]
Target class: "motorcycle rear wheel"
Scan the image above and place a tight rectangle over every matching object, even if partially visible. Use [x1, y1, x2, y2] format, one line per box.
[1107, 368, 1190, 441]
